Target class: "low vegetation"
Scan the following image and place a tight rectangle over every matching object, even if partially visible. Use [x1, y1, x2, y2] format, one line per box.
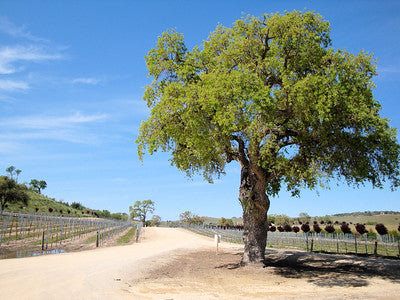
[117, 227, 137, 244]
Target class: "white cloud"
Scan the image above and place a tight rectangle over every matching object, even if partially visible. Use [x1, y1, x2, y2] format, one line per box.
[0, 45, 63, 75]
[71, 77, 100, 85]
[0, 111, 108, 130]
[0, 17, 47, 42]
[0, 79, 29, 91]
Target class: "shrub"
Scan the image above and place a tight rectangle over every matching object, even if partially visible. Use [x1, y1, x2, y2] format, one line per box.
[48, 207, 53, 213]
[340, 223, 352, 234]
[292, 226, 300, 233]
[67, 210, 71, 214]
[375, 223, 388, 235]
[320, 220, 325, 224]
[277, 225, 284, 232]
[355, 223, 367, 235]
[324, 224, 335, 233]
[301, 223, 310, 233]
[299, 221, 303, 225]
[313, 220, 317, 225]
[313, 223, 322, 233]
[269, 226, 276, 232]
[59, 209, 63, 214]
[283, 224, 292, 232]
[35, 207, 39, 212]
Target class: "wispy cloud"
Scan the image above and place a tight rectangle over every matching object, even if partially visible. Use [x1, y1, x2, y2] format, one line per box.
[71, 77, 100, 85]
[0, 45, 63, 75]
[0, 17, 47, 42]
[0, 111, 108, 130]
[0, 79, 29, 91]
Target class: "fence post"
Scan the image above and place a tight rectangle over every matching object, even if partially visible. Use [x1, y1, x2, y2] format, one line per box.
[310, 239, 314, 252]
[374, 240, 378, 256]
[96, 231, 99, 247]
[41, 231, 45, 251]
[354, 234, 357, 254]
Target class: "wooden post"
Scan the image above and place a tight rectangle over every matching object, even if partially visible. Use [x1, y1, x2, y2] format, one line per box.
[310, 239, 314, 252]
[96, 231, 99, 247]
[41, 231, 45, 251]
[374, 240, 378, 256]
[354, 234, 357, 254]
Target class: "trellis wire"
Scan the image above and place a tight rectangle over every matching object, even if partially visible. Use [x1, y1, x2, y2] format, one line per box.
[0, 211, 139, 252]
[182, 224, 400, 257]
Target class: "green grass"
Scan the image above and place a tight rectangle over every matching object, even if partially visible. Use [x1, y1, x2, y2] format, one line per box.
[117, 227, 137, 244]
[5, 190, 94, 218]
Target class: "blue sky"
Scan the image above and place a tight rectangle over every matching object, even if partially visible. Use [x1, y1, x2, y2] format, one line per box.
[0, 1, 399, 220]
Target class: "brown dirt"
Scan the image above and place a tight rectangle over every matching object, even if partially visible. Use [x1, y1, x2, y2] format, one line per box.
[126, 235, 400, 299]
[1, 227, 399, 299]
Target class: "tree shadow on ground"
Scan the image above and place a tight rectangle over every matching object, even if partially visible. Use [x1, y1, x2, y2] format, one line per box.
[264, 249, 400, 287]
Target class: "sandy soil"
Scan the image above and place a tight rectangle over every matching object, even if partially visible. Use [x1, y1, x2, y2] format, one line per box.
[0, 227, 399, 299]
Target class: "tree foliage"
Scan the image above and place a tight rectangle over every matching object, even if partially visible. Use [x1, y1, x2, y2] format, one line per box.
[0, 176, 29, 212]
[129, 200, 155, 223]
[218, 217, 234, 227]
[29, 179, 47, 194]
[179, 210, 204, 225]
[137, 10, 399, 195]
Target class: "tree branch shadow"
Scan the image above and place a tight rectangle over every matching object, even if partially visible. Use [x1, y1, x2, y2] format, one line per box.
[264, 249, 400, 287]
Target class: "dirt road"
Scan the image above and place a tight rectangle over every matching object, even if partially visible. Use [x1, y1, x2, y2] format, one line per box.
[0, 227, 399, 299]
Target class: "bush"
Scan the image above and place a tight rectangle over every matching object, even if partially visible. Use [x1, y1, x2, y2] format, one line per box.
[283, 224, 292, 232]
[313, 223, 322, 233]
[375, 223, 388, 235]
[48, 207, 53, 213]
[292, 226, 300, 233]
[301, 223, 310, 233]
[324, 224, 335, 233]
[355, 223, 367, 235]
[35, 207, 39, 212]
[340, 223, 352, 234]
[277, 225, 284, 232]
[269, 226, 276, 232]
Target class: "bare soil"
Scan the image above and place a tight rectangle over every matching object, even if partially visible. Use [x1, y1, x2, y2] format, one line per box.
[0, 227, 399, 299]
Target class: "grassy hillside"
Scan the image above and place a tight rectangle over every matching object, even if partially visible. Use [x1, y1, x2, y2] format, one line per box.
[6, 190, 122, 219]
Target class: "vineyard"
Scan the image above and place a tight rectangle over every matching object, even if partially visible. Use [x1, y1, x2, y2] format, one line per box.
[186, 225, 400, 258]
[0, 211, 140, 259]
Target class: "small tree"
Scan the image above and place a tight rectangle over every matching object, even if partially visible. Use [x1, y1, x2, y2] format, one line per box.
[340, 223, 352, 234]
[301, 223, 310, 233]
[6, 166, 16, 179]
[375, 223, 388, 235]
[218, 217, 234, 227]
[325, 224, 335, 234]
[355, 223, 368, 235]
[30, 179, 47, 194]
[129, 200, 155, 224]
[313, 223, 322, 233]
[150, 215, 162, 227]
[15, 169, 21, 183]
[179, 210, 204, 225]
[283, 223, 292, 232]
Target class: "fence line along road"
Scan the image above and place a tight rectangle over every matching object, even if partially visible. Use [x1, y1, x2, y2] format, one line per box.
[182, 224, 400, 258]
[0, 211, 140, 254]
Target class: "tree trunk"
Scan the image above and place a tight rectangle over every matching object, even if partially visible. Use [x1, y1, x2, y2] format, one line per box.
[239, 164, 270, 265]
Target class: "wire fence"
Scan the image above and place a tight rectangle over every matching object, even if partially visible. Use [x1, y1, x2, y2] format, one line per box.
[0, 211, 140, 255]
[183, 225, 400, 257]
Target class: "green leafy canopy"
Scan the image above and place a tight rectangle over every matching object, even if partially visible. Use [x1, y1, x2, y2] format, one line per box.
[137, 11, 400, 197]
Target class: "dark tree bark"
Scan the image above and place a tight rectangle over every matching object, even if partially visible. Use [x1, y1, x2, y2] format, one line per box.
[239, 163, 270, 265]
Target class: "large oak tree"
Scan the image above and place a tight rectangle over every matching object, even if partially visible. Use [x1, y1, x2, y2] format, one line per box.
[136, 11, 400, 264]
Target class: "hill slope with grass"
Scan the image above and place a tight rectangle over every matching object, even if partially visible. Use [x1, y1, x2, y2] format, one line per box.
[5, 189, 127, 220]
